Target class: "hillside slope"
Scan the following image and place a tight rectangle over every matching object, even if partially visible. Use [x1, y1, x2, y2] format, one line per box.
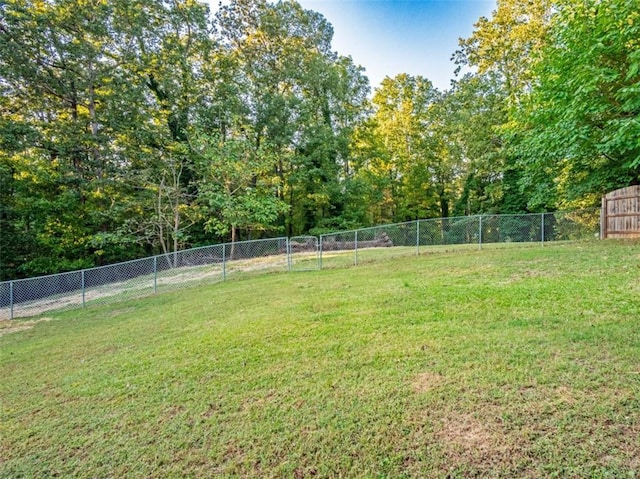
[1, 241, 639, 478]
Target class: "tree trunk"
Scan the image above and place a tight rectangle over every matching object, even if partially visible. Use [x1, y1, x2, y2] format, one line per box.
[230, 224, 237, 260]
[158, 179, 169, 260]
[173, 201, 180, 268]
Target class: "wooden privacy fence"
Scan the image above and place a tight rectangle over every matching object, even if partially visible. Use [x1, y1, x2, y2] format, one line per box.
[601, 185, 640, 239]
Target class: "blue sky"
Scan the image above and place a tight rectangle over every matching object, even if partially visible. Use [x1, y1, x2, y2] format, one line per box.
[211, 0, 497, 91]
[296, 0, 496, 91]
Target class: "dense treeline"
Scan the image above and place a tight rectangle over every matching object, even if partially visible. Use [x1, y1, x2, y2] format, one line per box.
[1, 0, 638, 280]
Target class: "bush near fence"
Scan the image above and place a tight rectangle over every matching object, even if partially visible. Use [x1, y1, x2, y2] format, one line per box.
[0, 210, 600, 320]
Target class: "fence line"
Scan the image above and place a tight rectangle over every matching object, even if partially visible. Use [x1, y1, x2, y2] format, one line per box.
[1, 210, 600, 320]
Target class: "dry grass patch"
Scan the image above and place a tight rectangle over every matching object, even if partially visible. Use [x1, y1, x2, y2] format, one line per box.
[436, 411, 513, 459]
[0, 316, 54, 336]
[411, 371, 443, 394]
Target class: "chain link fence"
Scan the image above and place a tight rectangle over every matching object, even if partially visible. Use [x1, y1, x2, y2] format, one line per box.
[319, 210, 600, 269]
[288, 236, 320, 272]
[1, 238, 288, 320]
[1, 210, 600, 320]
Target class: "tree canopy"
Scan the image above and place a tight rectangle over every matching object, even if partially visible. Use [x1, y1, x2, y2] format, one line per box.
[1, 0, 637, 279]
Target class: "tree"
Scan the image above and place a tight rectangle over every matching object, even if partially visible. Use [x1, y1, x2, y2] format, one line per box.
[0, 0, 152, 277]
[515, 0, 640, 209]
[215, 0, 369, 236]
[192, 132, 288, 253]
[444, 73, 510, 215]
[454, 0, 553, 101]
[362, 74, 455, 221]
[0, 0, 217, 277]
[453, 0, 554, 213]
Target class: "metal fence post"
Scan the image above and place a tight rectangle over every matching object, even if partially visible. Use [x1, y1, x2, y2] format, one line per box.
[287, 238, 292, 272]
[479, 215, 483, 250]
[153, 256, 158, 293]
[319, 236, 323, 270]
[541, 212, 545, 246]
[81, 270, 86, 308]
[354, 230, 358, 266]
[9, 281, 14, 320]
[416, 220, 420, 255]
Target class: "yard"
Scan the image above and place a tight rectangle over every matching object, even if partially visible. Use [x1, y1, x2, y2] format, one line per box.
[1, 240, 639, 477]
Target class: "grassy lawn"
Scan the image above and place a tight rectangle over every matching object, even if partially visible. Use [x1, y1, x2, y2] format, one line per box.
[1, 240, 639, 478]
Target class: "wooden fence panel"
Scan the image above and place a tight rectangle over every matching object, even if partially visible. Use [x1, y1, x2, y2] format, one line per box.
[601, 185, 640, 239]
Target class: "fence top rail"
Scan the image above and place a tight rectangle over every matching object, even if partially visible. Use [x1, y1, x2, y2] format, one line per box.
[160, 236, 288, 257]
[219, 236, 288, 247]
[318, 218, 456, 238]
[420, 214, 480, 222]
[2, 266, 84, 286]
[362, 219, 420, 231]
[322, 220, 418, 237]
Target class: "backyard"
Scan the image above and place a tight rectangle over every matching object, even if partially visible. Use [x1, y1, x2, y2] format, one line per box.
[1, 240, 639, 477]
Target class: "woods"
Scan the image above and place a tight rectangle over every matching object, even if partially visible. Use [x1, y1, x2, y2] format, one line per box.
[1, 0, 639, 280]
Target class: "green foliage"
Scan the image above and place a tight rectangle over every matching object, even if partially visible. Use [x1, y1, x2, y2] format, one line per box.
[215, 0, 370, 237]
[359, 74, 445, 221]
[0, 0, 370, 277]
[514, 0, 640, 209]
[193, 133, 288, 239]
[2, 0, 638, 279]
[0, 0, 213, 277]
[455, 0, 553, 100]
[436, 73, 511, 215]
[455, 0, 639, 211]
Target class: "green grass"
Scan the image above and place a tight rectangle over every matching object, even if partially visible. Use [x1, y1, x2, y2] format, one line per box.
[1, 240, 640, 478]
